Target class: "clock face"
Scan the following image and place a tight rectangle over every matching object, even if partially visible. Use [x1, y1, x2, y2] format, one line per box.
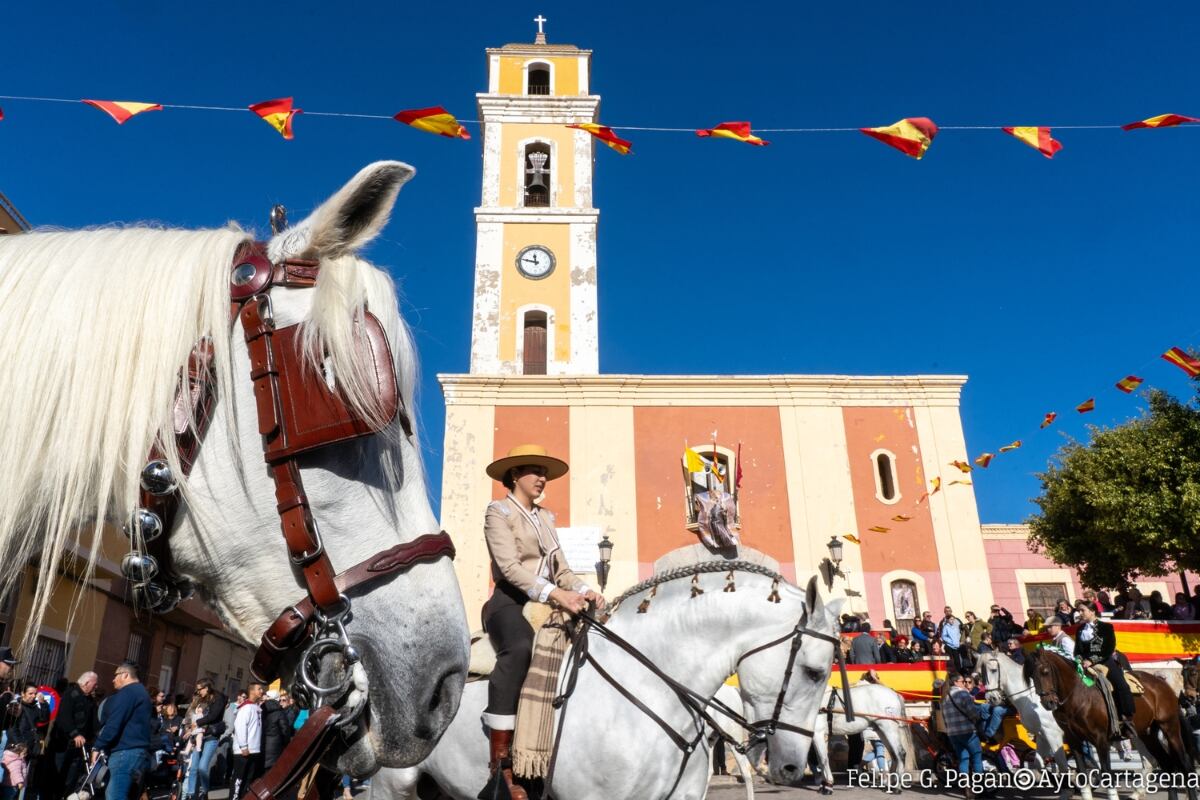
[516, 245, 555, 280]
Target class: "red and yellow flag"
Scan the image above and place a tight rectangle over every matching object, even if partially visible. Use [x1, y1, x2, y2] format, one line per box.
[949, 479, 973, 486]
[1122, 114, 1200, 131]
[931, 476, 942, 494]
[249, 98, 301, 140]
[1040, 412, 1057, 429]
[950, 460, 973, 473]
[974, 453, 995, 468]
[1162, 347, 1200, 378]
[393, 106, 470, 140]
[1076, 398, 1096, 413]
[82, 100, 163, 125]
[1002, 126, 1062, 159]
[695, 121, 769, 146]
[568, 123, 632, 154]
[0, 107, 4, 121]
[891, 514, 912, 522]
[860, 117, 938, 159]
[843, 534, 861, 545]
[999, 441, 1022, 453]
[868, 526, 891, 533]
[1115, 375, 1144, 393]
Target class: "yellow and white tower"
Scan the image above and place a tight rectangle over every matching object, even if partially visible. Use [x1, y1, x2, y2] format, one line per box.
[469, 19, 600, 375]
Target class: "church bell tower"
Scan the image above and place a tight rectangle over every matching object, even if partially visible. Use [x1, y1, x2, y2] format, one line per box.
[469, 20, 600, 375]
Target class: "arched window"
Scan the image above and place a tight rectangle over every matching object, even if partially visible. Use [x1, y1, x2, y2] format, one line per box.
[523, 143, 551, 208]
[527, 63, 551, 95]
[522, 311, 547, 375]
[890, 580, 920, 636]
[871, 449, 899, 503]
[681, 445, 740, 530]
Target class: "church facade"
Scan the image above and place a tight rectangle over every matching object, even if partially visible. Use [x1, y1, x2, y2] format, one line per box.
[438, 31, 1084, 632]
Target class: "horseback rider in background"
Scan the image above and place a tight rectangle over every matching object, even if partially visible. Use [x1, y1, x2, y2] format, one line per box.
[1073, 600, 1135, 734]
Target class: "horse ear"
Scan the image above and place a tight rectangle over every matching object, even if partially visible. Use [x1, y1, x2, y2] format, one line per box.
[293, 161, 415, 259]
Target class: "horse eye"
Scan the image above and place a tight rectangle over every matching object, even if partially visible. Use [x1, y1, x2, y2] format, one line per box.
[804, 668, 824, 682]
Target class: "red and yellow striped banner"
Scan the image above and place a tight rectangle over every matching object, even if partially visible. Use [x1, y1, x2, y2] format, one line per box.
[1122, 113, 1200, 131]
[695, 121, 769, 146]
[1076, 398, 1096, 413]
[249, 98, 301, 140]
[568, 123, 632, 154]
[1002, 126, 1062, 158]
[860, 117, 938, 159]
[1115, 375, 1144, 393]
[83, 100, 163, 125]
[1162, 347, 1200, 378]
[394, 106, 470, 140]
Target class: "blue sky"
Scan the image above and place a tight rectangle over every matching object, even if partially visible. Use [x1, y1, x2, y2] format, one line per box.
[3, 1, 1198, 523]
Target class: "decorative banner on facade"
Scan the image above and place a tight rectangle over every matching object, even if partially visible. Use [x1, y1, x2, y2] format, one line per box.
[1115, 375, 1144, 393]
[394, 106, 471, 140]
[860, 117, 938, 159]
[1122, 113, 1200, 131]
[695, 121, 769, 146]
[249, 98, 301, 139]
[1002, 126, 1062, 158]
[568, 123, 632, 154]
[1076, 398, 1096, 413]
[82, 100, 163, 125]
[1162, 347, 1200, 377]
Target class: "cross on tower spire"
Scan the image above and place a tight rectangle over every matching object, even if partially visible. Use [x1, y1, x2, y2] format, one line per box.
[533, 14, 547, 44]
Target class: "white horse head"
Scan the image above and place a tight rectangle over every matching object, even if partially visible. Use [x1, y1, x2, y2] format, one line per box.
[0, 162, 469, 774]
[734, 575, 844, 786]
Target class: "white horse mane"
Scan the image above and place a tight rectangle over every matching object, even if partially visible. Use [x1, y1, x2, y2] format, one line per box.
[608, 560, 792, 614]
[0, 224, 417, 647]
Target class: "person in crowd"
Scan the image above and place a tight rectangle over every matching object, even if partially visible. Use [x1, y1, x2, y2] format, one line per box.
[1190, 586, 1200, 621]
[988, 606, 1017, 646]
[877, 632, 897, 664]
[9, 683, 48, 772]
[217, 687, 244, 788]
[918, 610, 937, 641]
[1051, 599, 1074, 625]
[840, 614, 861, 634]
[157, 700, 183, 759]
[1043, 616, 1074, 656]
[977, 632, 995, 655]
[185, 678, 227, 800]
[966, 675, 1008, 744]
[963, 612, 991, 654]
[838, 636, 853, 664]
[230, 681, 265, 800]
[860, 614, 874, 633]
[260, 689, 293, 773]
[941, 672, 983, 796]
[1, 742, 27, 800]
[91, 662, 153, 800]
[1002, 637, 1025, 665]
[1148, 591, 1172, 621]
[47, 670, 97, 799]
[1120, 588, 1151, 620]
[1081, 590, 1107, 615]
[882, 620, 896, 641]
[910, 619, 931, 655]
[1172, 592, 1196, 621]
[278, 692, 298, 730]
[937, 607, 967, 674]
[850, 629, 881, 665]
[1023, 609, 1045, 634]
[892, 635, 916, 663]
[1074, 600, 1135, 733]
[908, 637, 926, 661]
[932, 640, 946, 657]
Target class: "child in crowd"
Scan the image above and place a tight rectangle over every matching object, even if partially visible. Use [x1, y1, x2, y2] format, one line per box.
[1, 742, 28, 800]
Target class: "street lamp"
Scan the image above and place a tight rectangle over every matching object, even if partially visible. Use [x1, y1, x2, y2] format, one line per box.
[820, 536, 846, 591]
[596, 534, 614, 593]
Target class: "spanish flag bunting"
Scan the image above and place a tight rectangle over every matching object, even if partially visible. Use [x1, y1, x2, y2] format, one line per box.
[891, 514, 912, 522]
[393, 106, 470, 140]
[868, 526, 891, 533]
[859, 117, 938, 159]
[1002, 126, 1062, 159]
[695, 121, 769, 146]
[1162, 347, 1200, 378]
[843, 534, 861, 545]
[1076, 398, 1096, 413]
[249, 98, 301, 140]
[975, 453, 995, 468]
[949, 479, 973, 486]
[1121, 114, 1200, 131]
[568, 123, 632, 154]
[0, 107, 5, 121]
[82, 100, 163, 125]
[999, 441, 1022, 453]
[1115, 375, 1144, 394]
[950, 460, 973, 473]
[1040, 412, 1057, 429]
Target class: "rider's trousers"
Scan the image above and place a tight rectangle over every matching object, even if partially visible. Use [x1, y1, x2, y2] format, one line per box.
[1103, 656, 1136, 718]
[482, 580, 534, 730]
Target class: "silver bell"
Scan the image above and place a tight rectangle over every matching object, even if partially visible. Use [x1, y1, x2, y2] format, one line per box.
[342, 644, 361, 665]
[123, 509, 164, 543]
[132, 580, 168, 609]
[121, 553, 160, 583]
[140, 460, 177, 496]
[175, 580, 197, 602]
[150, 585, 182, 614]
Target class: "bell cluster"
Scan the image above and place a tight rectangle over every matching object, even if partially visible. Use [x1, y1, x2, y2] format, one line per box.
[120, 460, 194, 614]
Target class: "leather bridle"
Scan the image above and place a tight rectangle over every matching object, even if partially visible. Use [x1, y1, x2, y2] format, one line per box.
[122, 238, 456, 800]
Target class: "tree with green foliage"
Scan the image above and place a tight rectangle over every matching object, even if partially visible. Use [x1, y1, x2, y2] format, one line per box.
[1029, 388, 1200, 594]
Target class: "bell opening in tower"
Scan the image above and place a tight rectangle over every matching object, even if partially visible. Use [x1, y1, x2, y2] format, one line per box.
[523, 143, 551, 207]
[522, 311, 548, 375]
[527, 64, 551, 95]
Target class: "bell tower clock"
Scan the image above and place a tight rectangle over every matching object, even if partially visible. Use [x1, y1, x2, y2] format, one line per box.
[468, 21, 600, 376]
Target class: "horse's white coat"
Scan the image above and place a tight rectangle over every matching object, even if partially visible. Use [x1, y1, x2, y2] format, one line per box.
[375, 568, 843, 800]
[0, 162, 469, 775]
[809, 683, 911, 786]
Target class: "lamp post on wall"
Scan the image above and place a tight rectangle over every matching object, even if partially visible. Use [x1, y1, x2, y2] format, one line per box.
[596, 534, 614, 593]
[820, 536, 845, 592]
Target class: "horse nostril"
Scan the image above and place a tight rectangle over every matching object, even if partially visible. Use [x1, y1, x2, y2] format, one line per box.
[428, 668, 455, 712]
[782, 764, 798, 774]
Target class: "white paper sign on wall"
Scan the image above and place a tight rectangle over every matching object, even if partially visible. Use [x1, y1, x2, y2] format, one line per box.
[555, 526, 602, 574]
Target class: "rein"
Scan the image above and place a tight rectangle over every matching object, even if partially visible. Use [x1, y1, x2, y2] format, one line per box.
[547, 598, 846, 799]
[121, 236, 456, 800]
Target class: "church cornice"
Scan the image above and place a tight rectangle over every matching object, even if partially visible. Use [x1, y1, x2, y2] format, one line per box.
[487, 44, 591, 56]
[438, 374, 968, 407]
[476, 94, 600, 124]
[474, 207, 598, 224]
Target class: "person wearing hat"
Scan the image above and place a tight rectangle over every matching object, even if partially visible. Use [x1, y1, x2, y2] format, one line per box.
[1044, 615, 1074, 657]
[1074, 599, 1135, 733]
[481, 445, 605, 800]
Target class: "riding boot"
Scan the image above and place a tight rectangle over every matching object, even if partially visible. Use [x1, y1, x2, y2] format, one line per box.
[488, 729, 528, 800]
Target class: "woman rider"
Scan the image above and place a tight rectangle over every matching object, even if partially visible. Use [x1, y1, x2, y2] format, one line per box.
[482, 444, 605, 800]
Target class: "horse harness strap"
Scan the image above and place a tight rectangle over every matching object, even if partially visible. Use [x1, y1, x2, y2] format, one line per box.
[126, 241, 456, 800]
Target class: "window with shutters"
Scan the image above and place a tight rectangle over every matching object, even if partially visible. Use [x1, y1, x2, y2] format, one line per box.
[522, 312, 547, 375]
[681, 445, 740, 530]
[526, 63, 551, 95]
[26, 635, 67, 687]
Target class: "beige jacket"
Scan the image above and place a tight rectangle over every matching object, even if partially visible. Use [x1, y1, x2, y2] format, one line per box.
[484, 496, 588, 602]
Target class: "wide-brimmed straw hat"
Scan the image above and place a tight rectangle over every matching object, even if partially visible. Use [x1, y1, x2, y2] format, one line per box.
[486, 444, 569, 482]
